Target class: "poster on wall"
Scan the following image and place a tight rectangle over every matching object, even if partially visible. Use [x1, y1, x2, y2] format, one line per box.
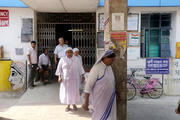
[128, 32, 140, 46]
[127, 14, 138, 31]
[127, 47, 140, 60]
[112, 13, 124, 30]
[98, 13, 104, 31]
[146, 59, 169, 74]
[111, 32, 126, 48]
[0, 9, 9, 27]
[8, 62, 25, 90]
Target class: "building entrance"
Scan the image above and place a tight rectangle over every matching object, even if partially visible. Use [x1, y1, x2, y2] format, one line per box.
[37, 13, 96, 72]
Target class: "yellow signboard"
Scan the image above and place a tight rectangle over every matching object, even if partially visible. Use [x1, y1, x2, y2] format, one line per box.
[176, 42, 180, 58]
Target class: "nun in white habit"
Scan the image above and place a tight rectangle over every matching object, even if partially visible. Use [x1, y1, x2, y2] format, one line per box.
[73, 48, 83, 65]
[73, 48, 84, 92]
[82, 50, 117, 120]
[55, 47, 85, 111]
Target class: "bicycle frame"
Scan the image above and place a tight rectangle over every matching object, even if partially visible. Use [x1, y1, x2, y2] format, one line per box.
[129, 72, 159, 94]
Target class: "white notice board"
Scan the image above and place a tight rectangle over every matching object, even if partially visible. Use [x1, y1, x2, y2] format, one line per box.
[128, 14, 139, 31]
[127, 47, 140, 60]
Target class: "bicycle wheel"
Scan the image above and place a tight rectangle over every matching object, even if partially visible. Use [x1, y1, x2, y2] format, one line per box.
[127, 82, 136, 100]
[147, 82, 163, 99]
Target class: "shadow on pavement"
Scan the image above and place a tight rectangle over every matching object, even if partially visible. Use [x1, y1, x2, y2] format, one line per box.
[0, 117, 14, 120]
[68, 108, 91, 118]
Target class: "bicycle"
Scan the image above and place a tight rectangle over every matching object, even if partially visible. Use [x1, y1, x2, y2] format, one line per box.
[127, 70, 163, 100]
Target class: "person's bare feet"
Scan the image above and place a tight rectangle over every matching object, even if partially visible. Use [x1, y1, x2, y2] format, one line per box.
[82, 104, 89, 111]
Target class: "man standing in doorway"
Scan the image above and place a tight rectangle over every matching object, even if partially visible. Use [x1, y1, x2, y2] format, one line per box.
[27, 41, 38, 89]
[54, 37, 68, 65]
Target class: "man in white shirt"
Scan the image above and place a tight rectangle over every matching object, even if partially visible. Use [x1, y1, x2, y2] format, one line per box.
[38, 48, 51, 84]
[54, 37, 68, 65]
[27, 41, 37, 89]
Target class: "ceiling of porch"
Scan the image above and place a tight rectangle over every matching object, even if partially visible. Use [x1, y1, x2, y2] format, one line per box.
[21, 0, 99, 12]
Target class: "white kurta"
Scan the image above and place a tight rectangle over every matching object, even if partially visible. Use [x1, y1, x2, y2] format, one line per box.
[55, 56, 85, 104]
[85, 62, 117, 120]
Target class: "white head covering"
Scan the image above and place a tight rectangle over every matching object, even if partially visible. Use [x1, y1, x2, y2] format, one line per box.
[95, 50, 114, 65]
[65, 47, 73, 53]
[73, 48, 79, 53]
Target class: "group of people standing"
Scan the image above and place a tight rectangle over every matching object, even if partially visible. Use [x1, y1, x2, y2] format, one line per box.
[27, 37, 117, 120]
[27, 41, 52, 88]
[27, 37, 83, 87]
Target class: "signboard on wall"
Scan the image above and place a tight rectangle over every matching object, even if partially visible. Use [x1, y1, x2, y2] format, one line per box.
[176, 42, 180, 58]
[127, 14, 138, 31]
[112, 13, 124, 30]
[146, 59, 169, 74]
[0, 10, 9, 27]
[128, 32, 140, 46]
[127, 47, 140, 60]
[97, 32, 104, 48]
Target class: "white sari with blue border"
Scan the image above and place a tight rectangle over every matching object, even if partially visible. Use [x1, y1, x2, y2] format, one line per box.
[91, 64, 117, 120]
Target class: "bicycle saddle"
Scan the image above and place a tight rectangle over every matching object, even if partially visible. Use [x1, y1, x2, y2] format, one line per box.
[144, 76, 151, 79]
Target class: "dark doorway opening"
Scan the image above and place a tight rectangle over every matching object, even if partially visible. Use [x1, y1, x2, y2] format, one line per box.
[37, 13, 96, 72]
[55, 24, 72, 47]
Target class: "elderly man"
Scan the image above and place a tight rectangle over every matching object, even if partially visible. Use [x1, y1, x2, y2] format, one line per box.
[54, 37, 68, 65]
[55, 47, 85, 112]
[82, 50, 117, 120]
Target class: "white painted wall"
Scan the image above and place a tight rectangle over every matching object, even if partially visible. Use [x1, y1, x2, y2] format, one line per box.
[0, 8, 34, 63]
[96, 6, 180, 95]
[127, 7, 180, 95]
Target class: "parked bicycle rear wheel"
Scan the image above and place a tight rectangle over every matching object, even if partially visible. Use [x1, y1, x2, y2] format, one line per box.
[127, 82, 136, 100]
[147, 82, 163, 99]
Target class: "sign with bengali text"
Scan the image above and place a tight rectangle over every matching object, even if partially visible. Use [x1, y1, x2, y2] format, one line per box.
[146, 59, 169, 74]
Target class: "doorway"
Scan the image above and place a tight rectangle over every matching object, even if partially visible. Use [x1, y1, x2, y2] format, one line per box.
[56, 24, 72, 46]
[37, 13, 96, 71]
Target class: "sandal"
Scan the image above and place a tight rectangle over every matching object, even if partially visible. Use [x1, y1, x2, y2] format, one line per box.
[65, 107, 71, 112]
[73, 105, 78, 111]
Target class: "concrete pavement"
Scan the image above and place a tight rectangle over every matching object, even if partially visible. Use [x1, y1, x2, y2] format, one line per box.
[0, 81, 180, 120]
[127, 96, 180, 120]
[0, 82, 91, 120]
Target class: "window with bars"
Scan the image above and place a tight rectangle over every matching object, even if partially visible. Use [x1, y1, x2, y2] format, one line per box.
[141, 13, 171, 58]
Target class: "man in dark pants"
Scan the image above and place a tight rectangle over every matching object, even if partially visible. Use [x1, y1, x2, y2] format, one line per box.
[27, 41, 37, 89]
[38, 48, 51, 84]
